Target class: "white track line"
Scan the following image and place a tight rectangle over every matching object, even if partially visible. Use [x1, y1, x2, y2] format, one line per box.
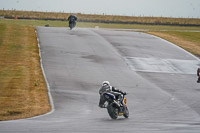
[27, 28, 55, 119]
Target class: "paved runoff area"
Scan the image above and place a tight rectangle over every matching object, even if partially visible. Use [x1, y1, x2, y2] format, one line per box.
[1, 27, 200, 133]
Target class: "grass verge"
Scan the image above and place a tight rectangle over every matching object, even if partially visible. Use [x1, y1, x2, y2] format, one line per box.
[1, 19, 200, 31]
[0, 22, 50, 121]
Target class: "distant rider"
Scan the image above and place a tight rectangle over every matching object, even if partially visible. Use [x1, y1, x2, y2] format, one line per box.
[99, 81, 126, 108]
[68, 14, 77, 28]
[197, 68, 200, 83]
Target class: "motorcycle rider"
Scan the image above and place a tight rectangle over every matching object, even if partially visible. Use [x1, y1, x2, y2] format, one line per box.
[197, 68, 200, 83]
[68, 14, 77, 28]
[99, 81, 126, 108]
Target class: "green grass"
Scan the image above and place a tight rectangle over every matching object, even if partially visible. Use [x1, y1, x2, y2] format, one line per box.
[0, 19, 68, 27]
[163, 31, 200, 43]
[78, 22, 200, 31]
[1, 19, 200, 32]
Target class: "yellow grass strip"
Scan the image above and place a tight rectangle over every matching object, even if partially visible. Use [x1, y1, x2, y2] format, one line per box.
[0, 23, 50, 121]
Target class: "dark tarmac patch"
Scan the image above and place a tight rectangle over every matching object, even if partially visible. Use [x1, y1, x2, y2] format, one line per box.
[82, 55, 104, 63]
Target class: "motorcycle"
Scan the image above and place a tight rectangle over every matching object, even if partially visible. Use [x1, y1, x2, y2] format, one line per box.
[102, 92, 129, 119]
[69, 21, 76, 30]
[197, 68, 200, 83]
[197, 76, 200, 83]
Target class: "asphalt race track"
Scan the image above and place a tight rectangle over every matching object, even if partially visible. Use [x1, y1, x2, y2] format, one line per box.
[1, 27, 200, 133]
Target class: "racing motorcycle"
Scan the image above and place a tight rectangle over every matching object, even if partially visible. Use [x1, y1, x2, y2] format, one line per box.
[69, 21, 76, 30]
[102, 92, 129, 119]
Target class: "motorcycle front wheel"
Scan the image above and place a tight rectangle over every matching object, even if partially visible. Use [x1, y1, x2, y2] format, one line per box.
[69, 24, 73, 30]
[123, 107, 129, 118]
[69, 23, 74, 30]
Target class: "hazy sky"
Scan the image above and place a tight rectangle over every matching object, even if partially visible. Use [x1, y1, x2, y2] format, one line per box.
[1, 0, 200, 18]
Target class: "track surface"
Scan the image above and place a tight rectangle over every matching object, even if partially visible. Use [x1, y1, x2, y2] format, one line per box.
[1, 27, 200, 133]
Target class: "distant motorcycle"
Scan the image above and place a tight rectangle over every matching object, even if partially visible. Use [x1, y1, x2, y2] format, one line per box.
[197, 68, 200, 83]
[102, 92, 129, 119]
[197, 77, 200, 83]
[68, 15, 77, 30]
[69, 21, 76, 30]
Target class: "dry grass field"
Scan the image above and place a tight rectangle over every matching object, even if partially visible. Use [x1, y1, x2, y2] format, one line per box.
[0, 23, 50, 121]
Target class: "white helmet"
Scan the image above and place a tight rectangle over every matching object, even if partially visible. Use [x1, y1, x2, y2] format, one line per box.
[102, 81, 110, 86]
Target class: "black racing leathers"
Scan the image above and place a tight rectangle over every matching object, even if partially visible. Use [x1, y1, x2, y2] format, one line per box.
[197, 68, 200, 83]
[68, 15, 77, 25]
[99, 85, 125, 108]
